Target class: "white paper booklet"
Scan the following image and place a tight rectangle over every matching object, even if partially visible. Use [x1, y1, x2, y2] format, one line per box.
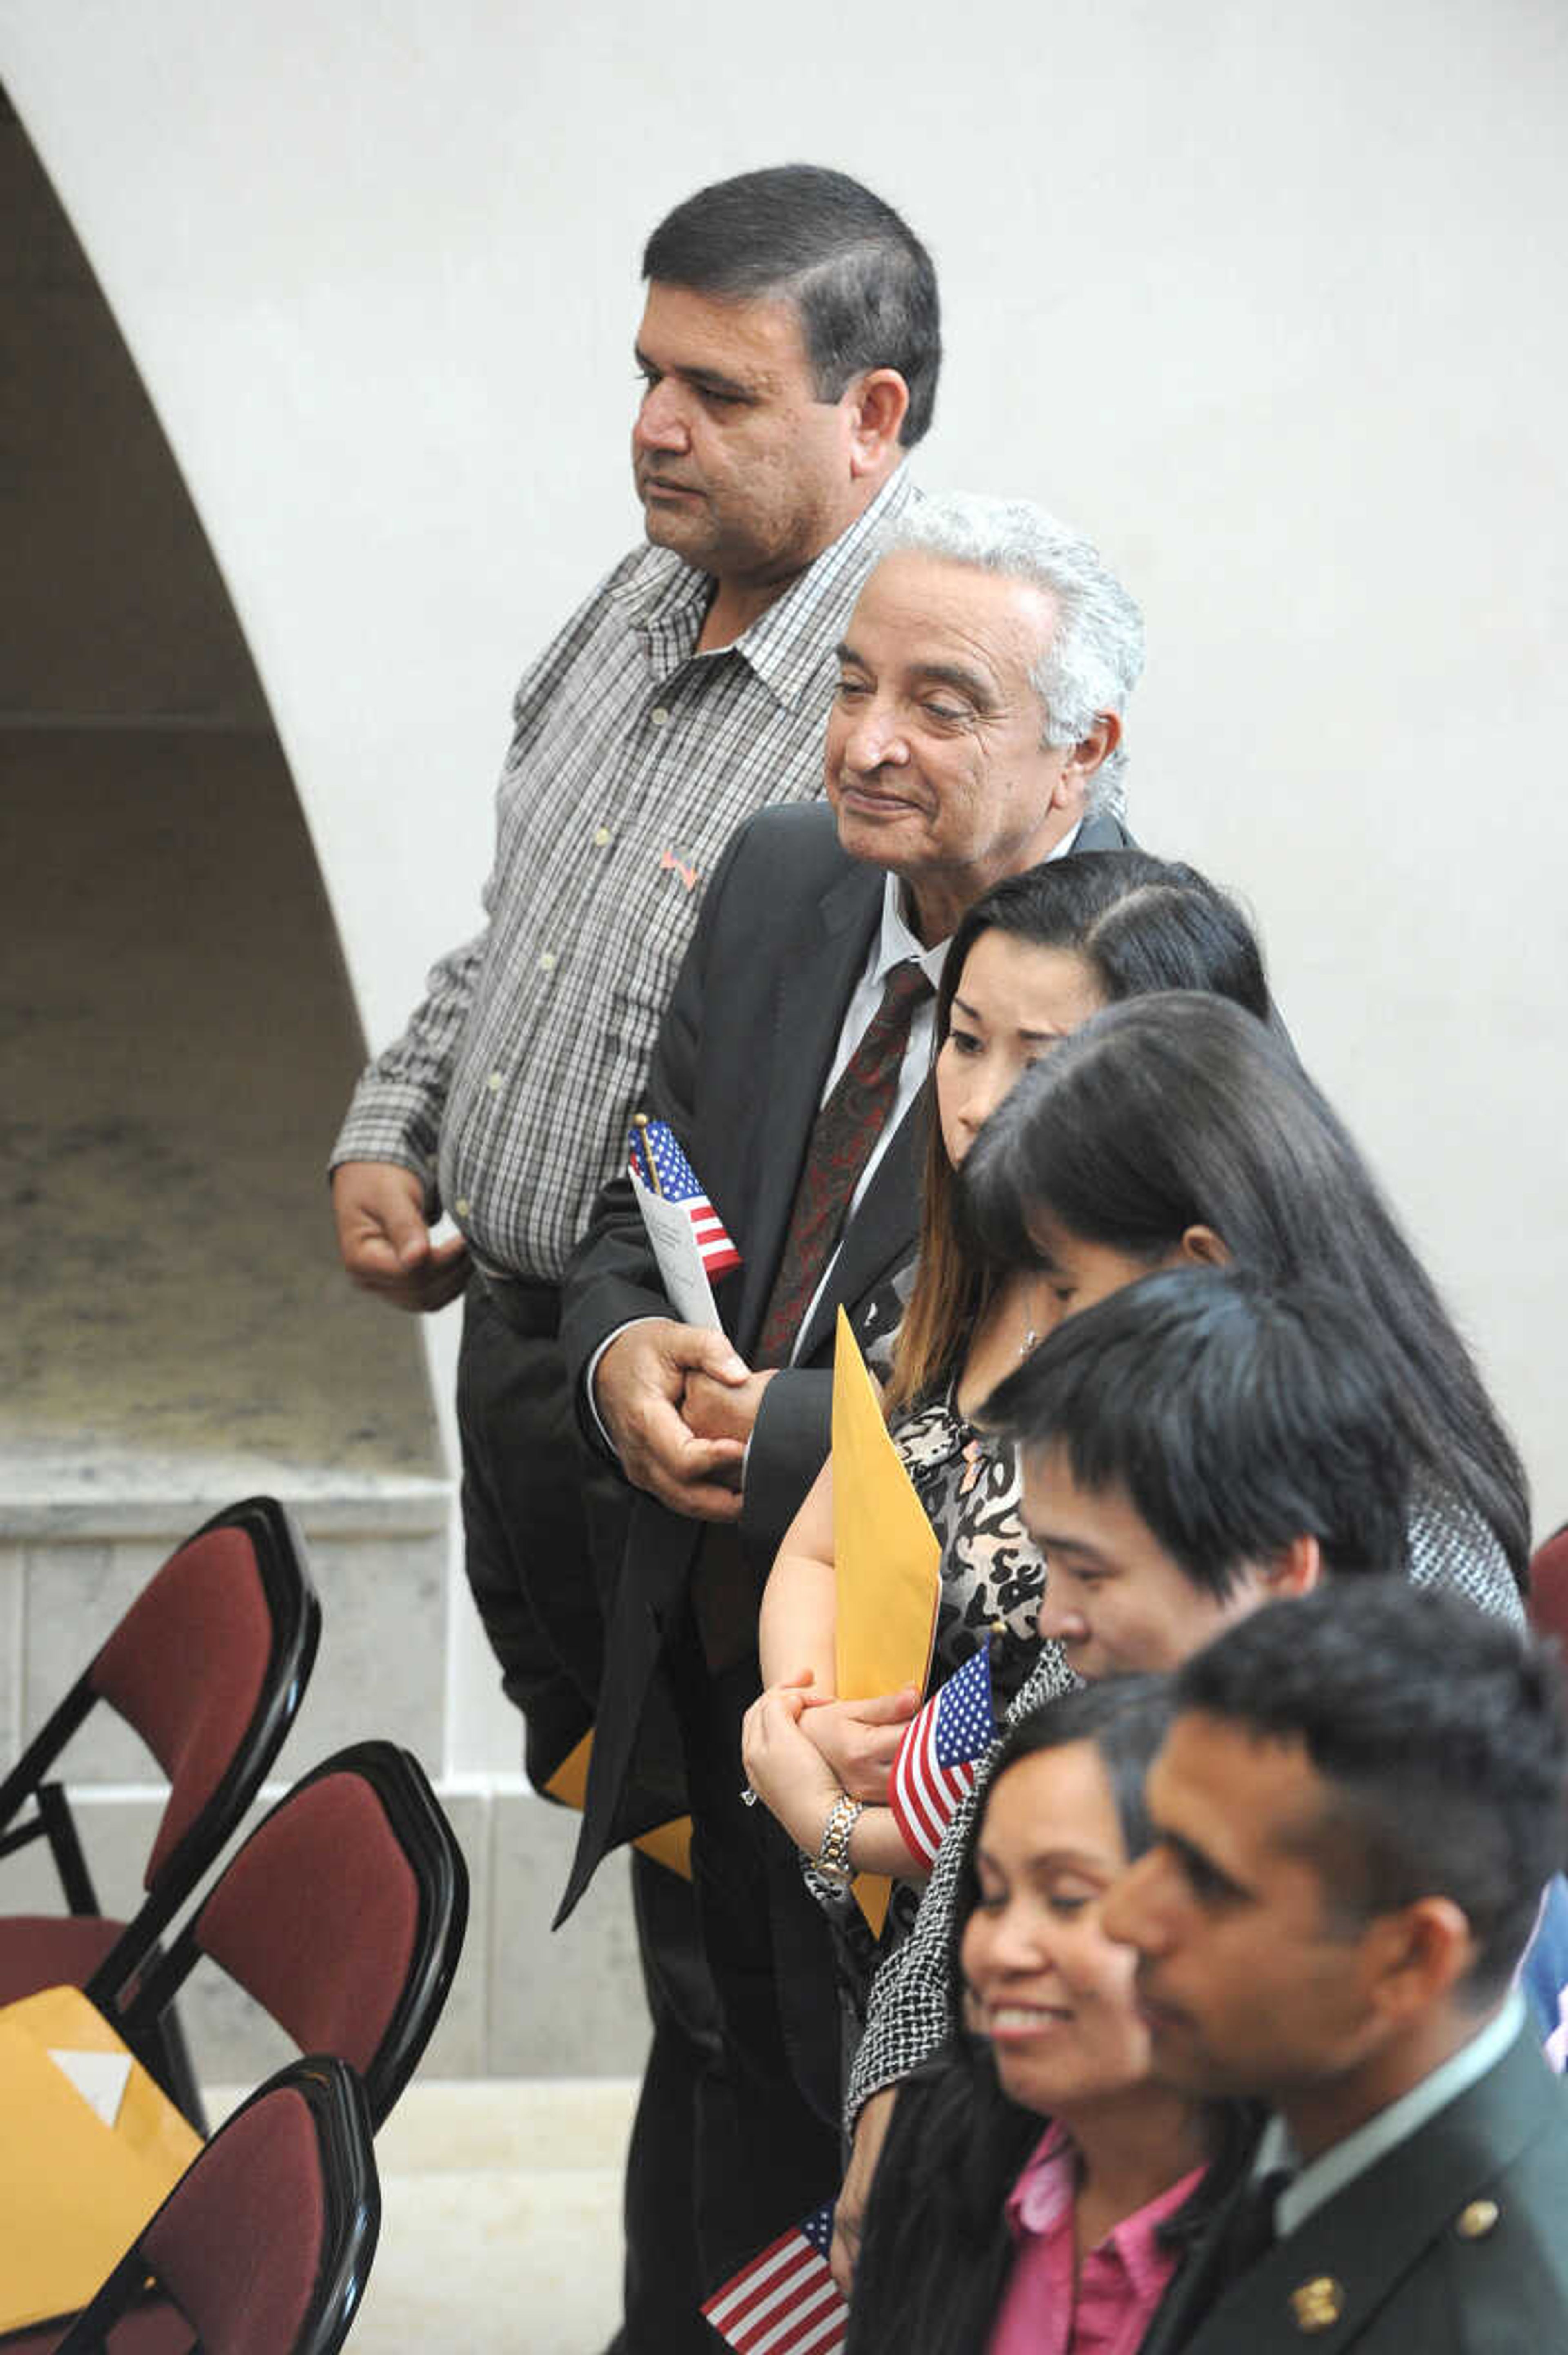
[627, 1118, 742, 1333]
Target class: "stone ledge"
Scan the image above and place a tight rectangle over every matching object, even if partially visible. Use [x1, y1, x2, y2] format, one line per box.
[0, 1465, 452, 1543]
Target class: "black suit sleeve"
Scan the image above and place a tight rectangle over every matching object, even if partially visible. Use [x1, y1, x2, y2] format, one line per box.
[739, 1367, 834, 1568]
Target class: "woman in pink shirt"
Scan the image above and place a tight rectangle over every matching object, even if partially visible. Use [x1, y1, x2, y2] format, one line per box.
[845, 1680, 1252, 2354]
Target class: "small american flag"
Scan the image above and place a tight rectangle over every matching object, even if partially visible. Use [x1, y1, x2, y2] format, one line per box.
[889, 1640, 995, 1871]
[630, 1119, 742, 1278]
[702, 2203, 846, 2353]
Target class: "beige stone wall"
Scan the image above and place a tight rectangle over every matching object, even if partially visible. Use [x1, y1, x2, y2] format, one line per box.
[0, 99, 646, 2075]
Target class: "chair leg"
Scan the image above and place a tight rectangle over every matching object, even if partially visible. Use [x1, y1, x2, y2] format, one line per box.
[116, 1957, 209, 2137]
[146, 1998, 209, 2137]
[38, 1782, 100, 1914]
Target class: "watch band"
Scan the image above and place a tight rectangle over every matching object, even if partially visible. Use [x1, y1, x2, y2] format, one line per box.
[814, 1791, 865, 1884]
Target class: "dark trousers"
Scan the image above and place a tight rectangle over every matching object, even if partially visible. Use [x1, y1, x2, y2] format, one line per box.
[611, 1851, 727, 2355]
[456, 1276, 616, 1787]
[456, 1279, 721, 2350]
[666, 1620, 842, 2286]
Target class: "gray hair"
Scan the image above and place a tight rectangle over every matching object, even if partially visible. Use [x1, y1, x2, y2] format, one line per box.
[882, 492, 1144, 816]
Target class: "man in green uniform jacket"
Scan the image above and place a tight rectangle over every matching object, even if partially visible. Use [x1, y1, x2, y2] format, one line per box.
[1109, 1580, 1568, 2354]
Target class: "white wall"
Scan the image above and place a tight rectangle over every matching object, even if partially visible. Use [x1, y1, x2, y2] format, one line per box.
[6, 0, 1565, 1748]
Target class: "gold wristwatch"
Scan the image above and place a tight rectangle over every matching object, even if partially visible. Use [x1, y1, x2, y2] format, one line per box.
[811, 1791, 864, 1884]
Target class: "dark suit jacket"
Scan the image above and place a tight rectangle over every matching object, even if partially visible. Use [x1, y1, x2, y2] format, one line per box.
[556, 800, 1130, 1919]
[1139, 2020, 1568, 2354]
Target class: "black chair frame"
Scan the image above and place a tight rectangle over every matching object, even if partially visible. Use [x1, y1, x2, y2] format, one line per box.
[0, 1497, 320, 2126]
[51, 2055, 380, 2355]
[118, 1738, 469, 2130]
[0, 1497, 320, 2000]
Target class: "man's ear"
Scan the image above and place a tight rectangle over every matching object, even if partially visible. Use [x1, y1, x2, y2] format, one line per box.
[1259, 1534, 1323, 1598]
[1178, 1223, 1229, 1268]
[1362, 1897, 1476, 2028]
[846, 369, 909, 473]
[1061, 711, 1121, 795]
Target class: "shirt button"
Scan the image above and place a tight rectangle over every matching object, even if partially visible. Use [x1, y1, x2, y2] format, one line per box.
[454, 1197, 471, 1219]
[650, 705, 671, 727]
[487, 1071, 503, 1092]
[537, 950, 557, 973]
[592, 826, 611, 847]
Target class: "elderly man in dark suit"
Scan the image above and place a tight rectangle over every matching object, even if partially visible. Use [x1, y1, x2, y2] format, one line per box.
[1108, 1580, 1568, 2355]
[560, 492, 1144, 2282]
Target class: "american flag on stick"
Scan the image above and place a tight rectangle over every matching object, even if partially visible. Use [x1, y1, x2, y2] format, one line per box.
[631, 1118, 742, 1277]
[702, 2203, 847, 2353]
[889, 1639, 995, 1871]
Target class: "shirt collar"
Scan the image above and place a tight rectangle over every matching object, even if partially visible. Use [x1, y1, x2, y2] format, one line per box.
[615, 550, 713, 681]
[1260, 1989, 1527, 2237]
[616, 465, 917, 705]
[873, 871, 949, 994]
[1007, 2119, 1076, 2239]
[872, 809, 1086, 995]
[1006, 2121, 1206, 2295]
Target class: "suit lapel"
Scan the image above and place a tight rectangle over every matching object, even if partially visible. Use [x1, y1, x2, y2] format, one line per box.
[1138, 2177, 1255, 2355]
[735, 861, 882, 1354]
[1168, 2027, 1560, 2353]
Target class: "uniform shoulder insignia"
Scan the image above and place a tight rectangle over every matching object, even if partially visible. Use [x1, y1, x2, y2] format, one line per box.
[1454, 2199, 1500, 2241]
[1290, 2275, 1345, 2333]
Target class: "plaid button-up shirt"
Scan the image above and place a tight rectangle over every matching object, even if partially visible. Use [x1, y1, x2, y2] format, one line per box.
[333, 467, 916, 1281]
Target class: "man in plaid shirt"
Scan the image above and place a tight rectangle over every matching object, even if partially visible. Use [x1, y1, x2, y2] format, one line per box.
[330, 163, 939, 2351]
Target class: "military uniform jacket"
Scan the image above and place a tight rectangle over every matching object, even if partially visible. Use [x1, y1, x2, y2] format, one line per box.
[1138, 2022, 1568, 2354]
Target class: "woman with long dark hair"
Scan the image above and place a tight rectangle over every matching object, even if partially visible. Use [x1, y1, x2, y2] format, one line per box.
[882, 858, 1267, 1424]
[963, 991, 1529, 1595]
[844, 1679, 1251, 2353]
[742, 856, 1269, 1909]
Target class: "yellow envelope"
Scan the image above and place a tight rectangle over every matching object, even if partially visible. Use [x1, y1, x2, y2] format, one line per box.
[0, 1984, 203, 2332]
[545, 1729, 693, 1880]
[831, 1308, 941, 1932]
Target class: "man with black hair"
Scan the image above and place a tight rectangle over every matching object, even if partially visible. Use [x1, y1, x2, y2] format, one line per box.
[328, 163, 938, 2354]
[1109, 1580, 1568, 2352]
[332, 160, 937, 1781]
[1000, 1267, 1414, 1677]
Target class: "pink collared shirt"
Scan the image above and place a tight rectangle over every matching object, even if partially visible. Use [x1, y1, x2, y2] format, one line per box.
[988, 2123, 1205, 2355]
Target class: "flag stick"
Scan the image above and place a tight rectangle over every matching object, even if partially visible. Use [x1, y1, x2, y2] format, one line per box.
[633, 1112, 663, 1194]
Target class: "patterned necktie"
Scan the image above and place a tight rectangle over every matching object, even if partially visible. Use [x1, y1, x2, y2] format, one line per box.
[755, 958, 933, 1367]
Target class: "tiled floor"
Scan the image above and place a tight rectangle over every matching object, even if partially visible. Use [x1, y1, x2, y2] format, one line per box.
[212, 2077, 639, 2353]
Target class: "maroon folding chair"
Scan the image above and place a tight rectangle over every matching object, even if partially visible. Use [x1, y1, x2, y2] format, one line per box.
[11, 2056, 380, 2355]
[0, 1497, 320, 2117]
[109, 1739, 468, 2132]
